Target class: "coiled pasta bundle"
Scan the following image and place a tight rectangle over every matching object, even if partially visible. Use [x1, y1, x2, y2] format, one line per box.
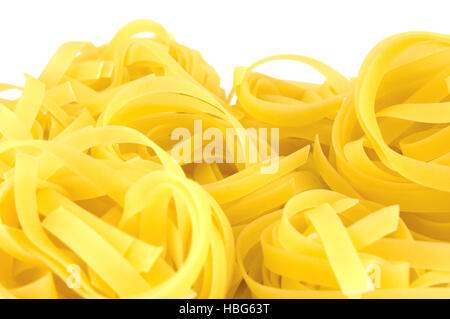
[227, 32, 450, 299]
[0, 20, 235, 299]
[237, 189, 450, 298]
[314, 33, 450, 224]
[231, 55, 351, 153]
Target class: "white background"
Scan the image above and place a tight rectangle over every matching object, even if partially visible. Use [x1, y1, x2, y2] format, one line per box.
[0, 0, 449, 94]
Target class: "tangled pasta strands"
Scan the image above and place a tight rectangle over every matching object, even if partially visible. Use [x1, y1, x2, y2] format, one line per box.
[229, 55, 351, 154]
[0, 19, 449, 299]
[314, 34, 450, 214]
[232, 33, 450, 298]
[0, 19, 238, 299]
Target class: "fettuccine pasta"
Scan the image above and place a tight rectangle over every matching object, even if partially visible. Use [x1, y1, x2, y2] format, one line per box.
[0, 19, 449, 299]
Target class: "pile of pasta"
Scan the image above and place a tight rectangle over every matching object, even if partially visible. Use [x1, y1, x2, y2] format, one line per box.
[0, 20, 449, 299]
